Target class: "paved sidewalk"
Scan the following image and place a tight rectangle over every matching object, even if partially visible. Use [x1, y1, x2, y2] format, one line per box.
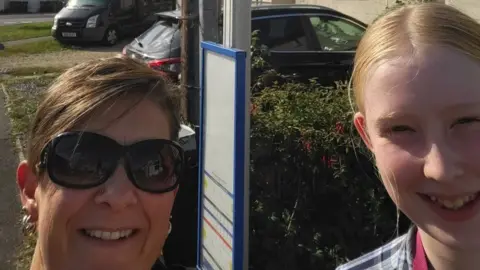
[0, 13, 55, 25]
[0, 87, 22, 269]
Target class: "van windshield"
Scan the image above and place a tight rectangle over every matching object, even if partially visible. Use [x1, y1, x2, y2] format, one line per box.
[67, 0, 107, 7]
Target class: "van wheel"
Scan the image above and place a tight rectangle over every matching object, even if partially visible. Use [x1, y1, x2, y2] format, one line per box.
[102, 27, 118, 46]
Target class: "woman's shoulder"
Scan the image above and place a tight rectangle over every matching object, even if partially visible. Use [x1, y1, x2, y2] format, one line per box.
[151, 258, 193, 270]
[336, 228, 416, 270]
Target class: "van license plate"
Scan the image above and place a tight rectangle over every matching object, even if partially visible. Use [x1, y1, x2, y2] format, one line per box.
[62, 32, 77, 37]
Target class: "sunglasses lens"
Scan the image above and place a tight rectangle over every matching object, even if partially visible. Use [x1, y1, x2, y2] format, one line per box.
[127, 141, 182, 192]
[50, 134, 116, 188]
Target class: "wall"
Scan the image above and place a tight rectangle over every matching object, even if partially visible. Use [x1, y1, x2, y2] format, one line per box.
[447, 0, 480, 21]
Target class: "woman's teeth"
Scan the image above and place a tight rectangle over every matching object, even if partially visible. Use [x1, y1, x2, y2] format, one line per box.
[84, 229, 134, 240]
[428, 193, 478, 210]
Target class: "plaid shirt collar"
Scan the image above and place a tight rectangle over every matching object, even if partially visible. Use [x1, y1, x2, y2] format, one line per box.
[336, 227, 417, 270]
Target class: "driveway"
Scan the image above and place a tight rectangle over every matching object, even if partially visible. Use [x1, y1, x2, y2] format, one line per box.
[0, 13, 55, 25]
[0, 88, 22, 270]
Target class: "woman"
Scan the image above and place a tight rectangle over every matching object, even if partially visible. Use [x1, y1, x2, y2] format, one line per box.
[17, 56, 185, 270]
[337, 3, 480, 270]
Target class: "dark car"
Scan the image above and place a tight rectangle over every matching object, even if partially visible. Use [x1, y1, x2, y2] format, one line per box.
[122, 4, 367, 84]
[121, 10, 182, 78]
[51, 0, 168, 46]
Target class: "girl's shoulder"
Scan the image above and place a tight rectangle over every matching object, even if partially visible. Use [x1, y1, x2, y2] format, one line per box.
[336, 228, 416, 270]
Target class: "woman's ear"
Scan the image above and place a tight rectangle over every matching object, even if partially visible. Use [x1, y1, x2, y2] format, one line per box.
[17, 161, 39, 222]
[354, 112, 373, 151]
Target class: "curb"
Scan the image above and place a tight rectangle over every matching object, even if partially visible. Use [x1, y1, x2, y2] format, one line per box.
[1, 83, 26, 162]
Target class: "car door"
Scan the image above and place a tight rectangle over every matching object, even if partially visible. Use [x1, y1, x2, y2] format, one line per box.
[252, 12, 366, 85]
[251, 15, 321, 82]
[113, 0, 135, 30]
[302, 13, 366, 84]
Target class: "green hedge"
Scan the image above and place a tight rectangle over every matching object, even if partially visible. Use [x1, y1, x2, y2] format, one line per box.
[248, 34, 410, 269]
[248, 79, 411, 269]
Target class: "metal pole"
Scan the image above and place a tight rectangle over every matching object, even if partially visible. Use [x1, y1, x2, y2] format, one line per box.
[194, 0, 220, 128]
[183, 0, 199, 126]
[180, 0, 189, 119]
[223, 0, 251, 268]
[199, 0, 221, 43]
[223, 0, 250, 51]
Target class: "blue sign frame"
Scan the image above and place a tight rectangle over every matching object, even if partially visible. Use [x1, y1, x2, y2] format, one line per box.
[197, 41, 248, 270]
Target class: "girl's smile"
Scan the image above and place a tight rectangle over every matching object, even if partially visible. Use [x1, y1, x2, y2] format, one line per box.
[418, 192, 480, 222]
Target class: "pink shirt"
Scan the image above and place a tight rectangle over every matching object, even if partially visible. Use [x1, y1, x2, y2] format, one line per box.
[413, 230, 429, 270]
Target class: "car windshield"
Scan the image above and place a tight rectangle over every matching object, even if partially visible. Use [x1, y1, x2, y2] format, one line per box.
[66, 0, 107, 7]
[135, 19, 181, 53]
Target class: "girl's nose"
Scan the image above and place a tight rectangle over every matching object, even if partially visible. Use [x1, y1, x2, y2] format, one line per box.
[423, 142, 463, 183]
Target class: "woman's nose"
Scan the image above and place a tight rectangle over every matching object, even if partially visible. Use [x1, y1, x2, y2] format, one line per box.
[423, 142, 463, 183]
[94, 165, 138, 211]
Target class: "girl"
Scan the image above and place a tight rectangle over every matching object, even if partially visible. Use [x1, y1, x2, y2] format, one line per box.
[337, 3, 480, 270]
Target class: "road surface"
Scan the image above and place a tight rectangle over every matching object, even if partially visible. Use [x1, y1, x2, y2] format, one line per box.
[0, 13, 55, 25]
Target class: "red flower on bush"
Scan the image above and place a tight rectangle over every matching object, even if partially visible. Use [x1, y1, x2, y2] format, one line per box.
[328, 156, 337, 168]
[335, 122, 344, 134]
[321, 155, 338, 168]
[250, 103, 258, 115]
[302, 139, 312, 152]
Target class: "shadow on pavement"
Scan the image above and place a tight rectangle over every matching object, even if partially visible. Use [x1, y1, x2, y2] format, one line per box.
[71, 39, 131, 53]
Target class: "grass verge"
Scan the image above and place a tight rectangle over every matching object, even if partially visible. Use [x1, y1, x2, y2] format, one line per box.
[0, 22, 53, 42]
[0, 39, 69, 57]
[1, 72, 60, 270]
[2, 74, 57, 152]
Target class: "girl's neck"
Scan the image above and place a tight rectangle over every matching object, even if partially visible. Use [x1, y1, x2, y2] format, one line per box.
[419, 229, 479, 270]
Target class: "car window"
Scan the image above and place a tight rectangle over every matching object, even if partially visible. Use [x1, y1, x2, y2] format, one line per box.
[136, 20, 180, 51]
[252, 16, 309, 51]
[308, 15, 365, 51]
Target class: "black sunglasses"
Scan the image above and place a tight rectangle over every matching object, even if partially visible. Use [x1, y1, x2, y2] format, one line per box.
[38, 131, 184, 194]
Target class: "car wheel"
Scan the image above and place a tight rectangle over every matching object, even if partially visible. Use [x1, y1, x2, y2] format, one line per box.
[103, 27, 118, 46]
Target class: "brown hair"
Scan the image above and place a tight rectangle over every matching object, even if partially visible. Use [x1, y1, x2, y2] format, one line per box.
[351, 3, 480, 114]
[27, 55, 183, 175]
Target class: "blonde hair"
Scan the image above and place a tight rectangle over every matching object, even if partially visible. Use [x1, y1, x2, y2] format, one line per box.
[352, 3, 480, 113]
[27, 56, 184, 176]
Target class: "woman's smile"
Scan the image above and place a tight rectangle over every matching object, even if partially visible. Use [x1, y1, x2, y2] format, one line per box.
[81, 228, 138, 240]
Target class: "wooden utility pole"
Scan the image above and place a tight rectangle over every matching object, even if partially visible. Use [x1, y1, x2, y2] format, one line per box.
[180, 0, 189, 119]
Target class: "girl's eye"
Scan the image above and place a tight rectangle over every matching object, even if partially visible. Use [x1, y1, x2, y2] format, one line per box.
[454, 117, 480, 126]
[390, 125, 414, 133]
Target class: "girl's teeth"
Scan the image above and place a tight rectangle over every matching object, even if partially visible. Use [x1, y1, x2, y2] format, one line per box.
[427, 193, 478, 210]
[85, 229, 134, 240]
